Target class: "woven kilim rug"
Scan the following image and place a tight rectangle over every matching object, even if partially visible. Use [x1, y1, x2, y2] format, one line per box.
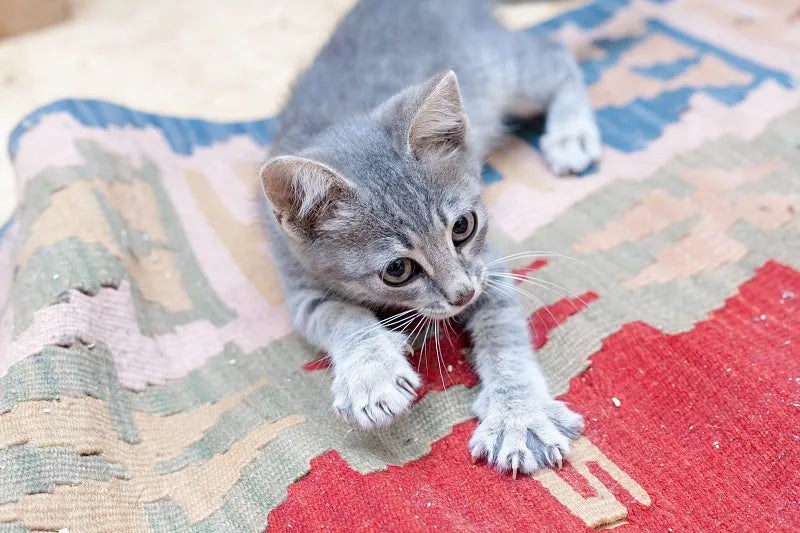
[1, 0, 800, 531]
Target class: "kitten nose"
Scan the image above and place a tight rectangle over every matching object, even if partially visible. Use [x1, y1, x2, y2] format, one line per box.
[449, 287, 476, 307]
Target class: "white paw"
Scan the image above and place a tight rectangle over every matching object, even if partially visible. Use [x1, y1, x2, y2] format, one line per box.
[331, 333, 421, 429]
[541, 115, 602, 176]
[469, 390, 584, 477]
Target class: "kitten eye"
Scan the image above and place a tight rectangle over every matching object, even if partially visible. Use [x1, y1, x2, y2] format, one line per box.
[381, 258, 418, 286]
[452, 212, 476, 244]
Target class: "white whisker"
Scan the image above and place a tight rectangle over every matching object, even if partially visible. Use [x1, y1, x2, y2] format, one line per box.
[434, 322, 447, 390]
[491, 276, 607, 353]
[442, 318, 457, 352]
[403, 314, 428, 360]
[488, 272, 590, 313]
[493, 278, 560, 324]
[487, 251, 570, 266]
[434, 321, 454, 410]
[485, 279, 519, 303]
[333, 308, 421, 359]
[487, 250, 610, 291]
[420, 318, 433, 375]
[487, 278, 562, 347]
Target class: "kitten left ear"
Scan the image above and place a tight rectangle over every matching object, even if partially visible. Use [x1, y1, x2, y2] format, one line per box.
[408, 70, 469, 159]
[260, 155, 350, 239]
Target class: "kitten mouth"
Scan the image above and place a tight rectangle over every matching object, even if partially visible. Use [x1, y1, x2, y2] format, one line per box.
[421, 287, 482, 319]
[417, 278, 486, 319]
[421, 309, 462, 319]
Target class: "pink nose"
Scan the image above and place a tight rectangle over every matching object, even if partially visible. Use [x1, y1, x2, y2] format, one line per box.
[449, 288, 475, 307]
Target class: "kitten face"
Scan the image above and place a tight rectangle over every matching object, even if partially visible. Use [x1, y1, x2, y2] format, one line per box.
[262, 71, 489, 317]
[312, 150, 489, 318]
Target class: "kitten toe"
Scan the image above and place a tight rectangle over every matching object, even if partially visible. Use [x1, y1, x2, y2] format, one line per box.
[545, 400, 585, 440]
[511, 453, 520, 479]
[396, 377, 418, 399]
[581, 128, 603, 162]
[468, 426, 498, 466]
[550, 446, 563, 470]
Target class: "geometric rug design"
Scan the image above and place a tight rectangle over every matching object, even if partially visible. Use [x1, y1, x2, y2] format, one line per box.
[1, 0, 798, 530]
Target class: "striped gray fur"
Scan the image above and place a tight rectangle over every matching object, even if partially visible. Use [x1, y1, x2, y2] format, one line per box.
[259, 0, 597, 475]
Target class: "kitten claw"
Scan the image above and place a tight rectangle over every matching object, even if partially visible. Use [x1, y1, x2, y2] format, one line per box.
[470, 453, 479, 465]
[378, 401, 394, 417]
[397, 377, 417, 398]
[511, 453, 519, 480]
[362, 407, 376, 425]
[551, 447, 563, 470]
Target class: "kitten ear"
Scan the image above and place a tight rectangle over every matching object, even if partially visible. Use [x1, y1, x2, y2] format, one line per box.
[260, 156, 350, 239]
[408, 70, 469, 159]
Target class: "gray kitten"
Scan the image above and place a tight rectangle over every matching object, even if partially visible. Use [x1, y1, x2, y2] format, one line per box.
[260, 0, 598, 477]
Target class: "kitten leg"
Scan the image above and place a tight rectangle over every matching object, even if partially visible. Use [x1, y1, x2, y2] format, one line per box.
[462, 276, 583, 476]
[510, 35, 601, 176]
[288, 287, 422, 429]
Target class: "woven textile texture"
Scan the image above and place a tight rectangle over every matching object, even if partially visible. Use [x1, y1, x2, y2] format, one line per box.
[1, 0, 799, 531]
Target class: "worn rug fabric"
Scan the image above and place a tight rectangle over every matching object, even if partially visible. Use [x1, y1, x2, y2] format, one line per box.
[1, 0, 800, 531]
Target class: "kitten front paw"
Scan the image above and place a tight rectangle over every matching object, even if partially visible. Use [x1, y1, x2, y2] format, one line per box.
[540, 114, 601, 176]
[469, 391, 583, 478]
[331, 338, 421, 429]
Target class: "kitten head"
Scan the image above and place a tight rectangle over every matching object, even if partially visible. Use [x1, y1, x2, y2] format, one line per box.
[261, 71, 488, 318]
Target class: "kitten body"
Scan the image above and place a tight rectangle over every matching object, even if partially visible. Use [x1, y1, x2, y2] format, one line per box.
[261, 0, 597, 476]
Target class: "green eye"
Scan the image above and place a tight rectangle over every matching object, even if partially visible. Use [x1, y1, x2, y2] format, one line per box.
[382, 258, 418, 286]
[452, 212, 476, 244]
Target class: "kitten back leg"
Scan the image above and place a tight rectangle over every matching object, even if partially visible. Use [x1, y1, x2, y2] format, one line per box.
[508, 34, 601, 175]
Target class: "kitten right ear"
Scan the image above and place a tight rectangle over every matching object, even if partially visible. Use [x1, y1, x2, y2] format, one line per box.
[260, 156, 350, 239]
[408, 70, 469, 159]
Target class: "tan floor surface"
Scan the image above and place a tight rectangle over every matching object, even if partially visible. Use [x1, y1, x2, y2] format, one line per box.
[0, 0, 581, 227]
